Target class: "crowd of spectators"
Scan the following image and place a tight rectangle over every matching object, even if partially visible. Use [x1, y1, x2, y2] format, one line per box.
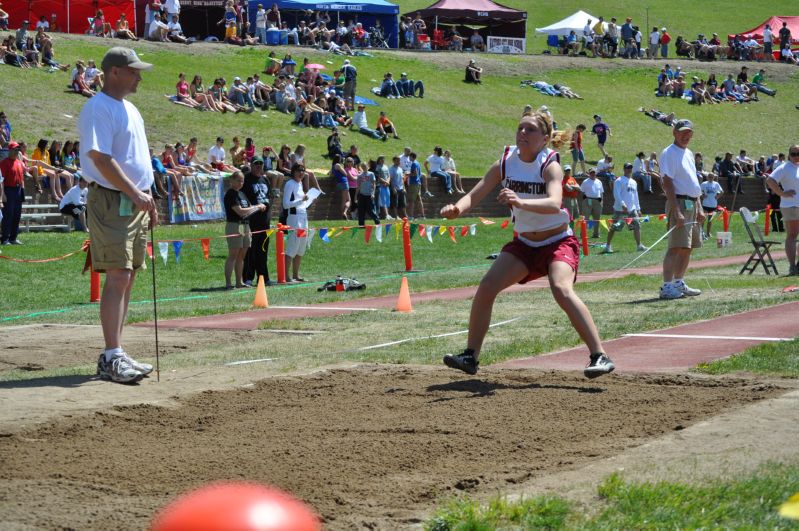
[551, 15, 797, 65]
[654, 64, 774, 103]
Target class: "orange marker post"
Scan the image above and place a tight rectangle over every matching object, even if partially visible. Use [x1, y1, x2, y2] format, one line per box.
[722, 208, 730, 232]
[275, 224, 286, 284]
[580, 219, 589, 256]
[90, 269, 101, 303]
[764, 206, 771, 236]
[402, 217, 413, 272]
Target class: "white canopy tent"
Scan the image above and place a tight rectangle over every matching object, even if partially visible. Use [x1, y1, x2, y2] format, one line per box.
[535, 10, 601, 36]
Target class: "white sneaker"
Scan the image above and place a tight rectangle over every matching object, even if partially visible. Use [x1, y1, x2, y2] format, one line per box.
[674, 280, 701, 296]
[97, 354, 144, 384]
[659, 283, 684, 300]
[603, 244, 613, 253]
[636, 244, 648, 252]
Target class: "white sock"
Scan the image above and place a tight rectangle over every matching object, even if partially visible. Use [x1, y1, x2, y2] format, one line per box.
[104, 347, 124, 362]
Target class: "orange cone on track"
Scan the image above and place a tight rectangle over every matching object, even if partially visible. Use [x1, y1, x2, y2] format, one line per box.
[253, 275, 269, 308]
[395, 276, 413, 312]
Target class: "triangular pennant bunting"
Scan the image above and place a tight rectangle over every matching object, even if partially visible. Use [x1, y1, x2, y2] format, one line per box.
[469, 224, 476, 236]
[364, 225, 373, 243]
[158, 241, 169, 264]
[448, 226, 456, 243]
[172, 241, 183, 263]
[200, 238, 210, 260]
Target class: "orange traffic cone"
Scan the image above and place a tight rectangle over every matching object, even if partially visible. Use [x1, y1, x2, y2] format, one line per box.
[253, 275, 269, 308]
[395, 276, 413, 312]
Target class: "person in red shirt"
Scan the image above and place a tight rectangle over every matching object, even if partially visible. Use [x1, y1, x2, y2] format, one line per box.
[570, 124, 587, 175]
[659, 27, 671, 58]
[1, 142, 26, 244]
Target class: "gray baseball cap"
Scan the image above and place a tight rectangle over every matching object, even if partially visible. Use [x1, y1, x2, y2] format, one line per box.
[673, 119, 693, 131]
[101, 47, 152, 71]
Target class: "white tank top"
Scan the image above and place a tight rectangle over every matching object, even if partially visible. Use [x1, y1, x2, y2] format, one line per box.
[500, 145, 571, 233]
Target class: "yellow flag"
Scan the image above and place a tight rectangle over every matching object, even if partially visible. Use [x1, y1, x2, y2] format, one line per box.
[779, 493, 799, 520]
[599, 219, 608, 232]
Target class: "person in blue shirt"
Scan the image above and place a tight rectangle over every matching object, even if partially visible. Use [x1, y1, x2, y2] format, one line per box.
[150, 148, 167, 198]
[591, 114, 612, 158]
[406, 152, 426, 219]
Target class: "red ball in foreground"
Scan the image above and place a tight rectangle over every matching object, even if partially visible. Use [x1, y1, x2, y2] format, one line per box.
[151, 482, 322, 531]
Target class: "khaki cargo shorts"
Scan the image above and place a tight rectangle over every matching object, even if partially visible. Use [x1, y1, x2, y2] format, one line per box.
[667, 197, 702, 249]
[87, 185, 150, 272]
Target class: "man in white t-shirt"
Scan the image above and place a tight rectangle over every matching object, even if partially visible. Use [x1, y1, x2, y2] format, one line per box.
[58, 176, 89, 231]
[255, 4, 267, 44]
[167, 15, 188, 44]
[605, 163, 646, 253]
[580, 168, 604, 238]
[658, 119, 704, 299]
[149, 12, 169, 41]
[700, 173, 723, 239]
[425, 146, 452, 194]
[78, 47, 157, 383]
[763, 24, 774, 60]
[648, 27, 660, 59]
[350, 104, 382, 140]
[766, 145, 799, 275]
[208, 136, 227, 170]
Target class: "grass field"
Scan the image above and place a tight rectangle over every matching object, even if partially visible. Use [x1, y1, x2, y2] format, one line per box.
[1, 31, 798, 178]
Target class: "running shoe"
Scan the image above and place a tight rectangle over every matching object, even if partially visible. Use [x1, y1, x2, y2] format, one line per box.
[659, 283, 685, 300]
[443, 349, 479, 375]
[636, 244, 648, 252]
[584, 353, 615, 379]
[97, 354, 144, 384]
[674, 280, 701, 296]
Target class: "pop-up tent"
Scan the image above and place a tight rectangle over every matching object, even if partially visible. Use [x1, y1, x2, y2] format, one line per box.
[405, 0, 526, 41]
[6, 0, 135, 34]
[727, 16, 799, 46]
[535, 10, 600, 37]
[247, 0, 400, 47]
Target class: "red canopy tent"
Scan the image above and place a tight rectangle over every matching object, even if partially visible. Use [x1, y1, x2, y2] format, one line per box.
[404, 0, 527, 38]
[727, 15, 799, 47]
[5, 0, 136, 35]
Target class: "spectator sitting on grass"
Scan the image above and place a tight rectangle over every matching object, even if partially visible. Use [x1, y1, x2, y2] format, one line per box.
[71, 62, 95, 97]
[84, 59, 103, 90]
[39, 38, 69, 71]
[91, 9, 113, 37]
[397, 72, 424, 98]
[167, 15, 190, 44]
[465, 59, 482, 83]
[115, 13, 138, 40]
[22, 37, 40, 66]
[379, 72, 400, 98]
[376, 111, 399, 140]
[228, 76, 255, 112]
[351, 104, 383, 139]
[148, 12, 169, 41]
[2, 37, 29, 68]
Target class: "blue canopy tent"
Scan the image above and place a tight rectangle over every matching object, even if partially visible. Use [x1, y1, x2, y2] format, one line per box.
[248, 0, 400, 48]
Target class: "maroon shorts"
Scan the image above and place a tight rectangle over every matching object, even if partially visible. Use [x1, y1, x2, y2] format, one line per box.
[211, 161, 225, 171]
[501, 235, 580, 284]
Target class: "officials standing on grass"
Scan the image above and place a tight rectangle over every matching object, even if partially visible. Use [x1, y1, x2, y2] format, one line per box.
[658, 119, 705, 300]
[78, 47, 157, 384]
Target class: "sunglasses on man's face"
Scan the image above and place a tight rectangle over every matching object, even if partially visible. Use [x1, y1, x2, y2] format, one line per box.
[790, 152, 799, 157]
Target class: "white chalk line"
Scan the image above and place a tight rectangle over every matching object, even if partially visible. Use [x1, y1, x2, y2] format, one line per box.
[358, 317, 524, 351]
[624, 333, 792, 342]
[225, 357, 278, 366]
[223, 317, 524, 367]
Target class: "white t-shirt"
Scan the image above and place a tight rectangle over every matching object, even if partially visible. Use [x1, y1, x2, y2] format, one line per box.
[660, 143, 701, 197]
[596, 158, 613, 174]
[164, 0, 180, 14]
[442, 156, 456, 172]
[426, 154, 445, 173]
[59, 184, 88, 208]
[37, 20, 50, 31]
[399, 154, 412, 173]
[769, 162, 799, 208]
[580, 177, 603, 199]
[78, 92, 153, 190]
[613, 175, 640, 212]
[167, 21, 183, 34]
[700, 180, 723, 208]
[208, 145, 225, 164]
[632, 157, 646, 174]
[256, 8, 267, 29]
[763, 28, 773, 43]
[649, 31, 660, 45]
[352, 110, 368, 129]
[149, 18, 168, 37]
[84, 66, 100, 83]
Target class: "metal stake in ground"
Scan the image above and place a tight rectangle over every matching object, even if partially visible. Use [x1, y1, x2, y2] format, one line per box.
[150, 225, 160, 382]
